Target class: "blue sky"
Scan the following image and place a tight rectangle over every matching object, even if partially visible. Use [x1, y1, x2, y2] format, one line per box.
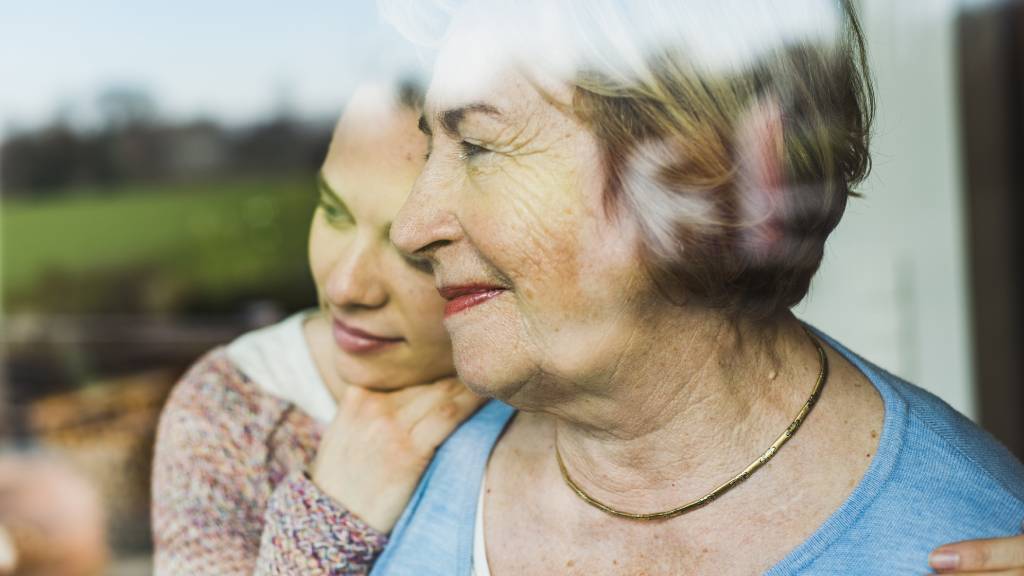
[1, 0, 1002, 135]
[0, 0, 425, 132]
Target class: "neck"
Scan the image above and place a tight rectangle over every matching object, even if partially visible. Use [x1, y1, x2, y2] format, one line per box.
[549, 311, 823, 513]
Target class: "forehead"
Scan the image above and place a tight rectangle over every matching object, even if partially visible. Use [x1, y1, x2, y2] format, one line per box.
[424, 58, 574, 130]
[425, 4, 577, 122]
[322, 94, 426, 221]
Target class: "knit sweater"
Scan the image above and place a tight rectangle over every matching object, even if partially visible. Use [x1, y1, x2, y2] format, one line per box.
[151, 348, 387, 575]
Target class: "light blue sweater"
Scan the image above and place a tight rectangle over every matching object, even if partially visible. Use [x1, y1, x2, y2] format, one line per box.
[370, 328, 1024, 575]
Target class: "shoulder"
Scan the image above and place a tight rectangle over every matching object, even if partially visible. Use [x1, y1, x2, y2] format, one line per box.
[884, 369, 1024, 505]
[225, 311, 337, 423]
[776, 350, 1024, 574]
[151, 347, 322, 567]
[840, 363, 1024, 561]
[153, 347, 320, 478]
[159, 347, 292, 440]
[811, 327, 1024, 511]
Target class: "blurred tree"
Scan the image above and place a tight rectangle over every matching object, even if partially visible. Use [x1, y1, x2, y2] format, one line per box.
[96, 87, 158, 130]
[0, 86, 330, 196]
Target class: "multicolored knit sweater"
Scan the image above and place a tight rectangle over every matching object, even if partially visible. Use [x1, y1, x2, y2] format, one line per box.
[151, 348, 387, 575]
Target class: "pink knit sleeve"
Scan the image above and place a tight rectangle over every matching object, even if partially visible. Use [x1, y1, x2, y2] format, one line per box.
[152, 354, 264, 574]
[151, 350, 387, 575]
[255, 471, 388, 575]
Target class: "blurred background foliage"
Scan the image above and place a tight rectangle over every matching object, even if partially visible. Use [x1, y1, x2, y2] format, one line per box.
[0, 1, 421, 572]
[0, 87, 330, 569]
[2, 87, 327, 318]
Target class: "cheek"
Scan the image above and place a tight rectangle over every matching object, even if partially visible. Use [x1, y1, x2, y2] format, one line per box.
[468, 143, 646, 375]
[469, 153, 588, 296]
[308, 216, 329, 287]
[473, 133, 639, 309]
[406, 281, 448, 338]
[402, 286, 456, 376]
[387, 259, 451, 350]
[308, 215, 345, 294]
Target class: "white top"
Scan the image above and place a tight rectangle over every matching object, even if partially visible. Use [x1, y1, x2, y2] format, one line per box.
[225, 310, 337, 423]
[472, 475, 491, 576]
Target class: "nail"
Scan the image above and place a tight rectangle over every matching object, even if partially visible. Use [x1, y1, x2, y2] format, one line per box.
[928, 550, 960, 571]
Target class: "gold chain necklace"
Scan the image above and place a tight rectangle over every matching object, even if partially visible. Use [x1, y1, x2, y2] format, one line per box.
[555, 328, 828, 521]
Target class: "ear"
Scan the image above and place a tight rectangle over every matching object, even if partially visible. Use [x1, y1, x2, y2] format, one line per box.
[734, 96, 786, 263]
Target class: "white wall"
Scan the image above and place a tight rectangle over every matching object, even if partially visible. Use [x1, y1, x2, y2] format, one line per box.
[796, 0, 975, 418]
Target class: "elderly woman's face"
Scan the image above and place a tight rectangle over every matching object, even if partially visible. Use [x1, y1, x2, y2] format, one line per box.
[392, 68, 654, 405]
[309, 89, 454, 391]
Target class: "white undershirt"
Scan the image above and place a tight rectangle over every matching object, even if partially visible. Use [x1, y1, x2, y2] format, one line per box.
[225, 310, 337, 424]
[472, 475, 492, 576]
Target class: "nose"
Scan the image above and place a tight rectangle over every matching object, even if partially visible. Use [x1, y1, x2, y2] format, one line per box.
[323, 235, 388, 310]
[390, 160, 463, 263]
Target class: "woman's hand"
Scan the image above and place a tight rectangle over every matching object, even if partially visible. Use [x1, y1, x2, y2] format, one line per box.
[929, 528, 1024, 574]
[309, 378, 486, 533]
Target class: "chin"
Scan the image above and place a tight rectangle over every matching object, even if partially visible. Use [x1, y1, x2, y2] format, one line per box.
[450, 338, 530, 403]
[334, 348, 456, 392]
[443, 298, 520, 393]
[333, 356, 405, 391]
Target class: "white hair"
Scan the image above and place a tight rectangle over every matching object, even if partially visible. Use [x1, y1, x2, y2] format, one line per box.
[377, 0, 845, 81]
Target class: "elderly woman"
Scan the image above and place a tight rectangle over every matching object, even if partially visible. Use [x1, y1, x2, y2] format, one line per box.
[374, 0, 1024, 574]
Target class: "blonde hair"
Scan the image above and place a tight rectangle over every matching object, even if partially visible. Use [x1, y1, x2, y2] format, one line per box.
[567, 1, 874, 317]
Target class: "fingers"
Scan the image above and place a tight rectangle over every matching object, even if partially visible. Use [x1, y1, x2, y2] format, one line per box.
[337, 379, 455, 422]
[333, 377, 486, 457]
[392, 378, 466, 425]
[409, 386, 488, 454]
[930, 534, 1024, 573]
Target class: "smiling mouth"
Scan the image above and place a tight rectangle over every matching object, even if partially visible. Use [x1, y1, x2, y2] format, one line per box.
[332, 318, 404, 354]
[438, 284, 508, 318]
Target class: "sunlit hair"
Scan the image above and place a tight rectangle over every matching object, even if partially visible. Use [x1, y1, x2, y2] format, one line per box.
[395, 76, 426, 112]
[380, 0, 874, 319]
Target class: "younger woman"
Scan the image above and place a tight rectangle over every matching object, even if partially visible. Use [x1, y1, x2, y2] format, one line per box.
[151, 83, 483, 575]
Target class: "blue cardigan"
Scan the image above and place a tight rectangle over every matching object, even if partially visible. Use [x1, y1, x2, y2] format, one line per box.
[370, 328, 1024, 575]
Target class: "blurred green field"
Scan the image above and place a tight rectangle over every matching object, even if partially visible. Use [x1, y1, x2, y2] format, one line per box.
[1, 177, 317, 313]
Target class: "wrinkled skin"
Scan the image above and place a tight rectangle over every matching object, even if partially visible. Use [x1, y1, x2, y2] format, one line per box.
[394, 68, 660, 425]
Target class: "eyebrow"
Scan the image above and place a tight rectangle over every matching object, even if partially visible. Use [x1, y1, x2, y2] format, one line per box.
[418, 103, 503, 137]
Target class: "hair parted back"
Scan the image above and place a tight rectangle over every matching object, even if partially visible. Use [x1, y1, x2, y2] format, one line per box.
[379, 0, 875, 319]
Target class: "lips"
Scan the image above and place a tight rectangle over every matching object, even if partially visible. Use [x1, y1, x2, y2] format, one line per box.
[438, 284, 507, 318]
[332, 318, 403, 354]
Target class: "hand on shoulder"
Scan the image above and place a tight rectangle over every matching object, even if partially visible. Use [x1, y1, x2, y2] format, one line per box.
[310, 377, 486, 532]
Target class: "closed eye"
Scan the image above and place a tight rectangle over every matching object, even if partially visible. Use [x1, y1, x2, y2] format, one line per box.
[458, 140, 490, 160]
[316, 173, 355, 227]
[318, 192, 354, 226]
